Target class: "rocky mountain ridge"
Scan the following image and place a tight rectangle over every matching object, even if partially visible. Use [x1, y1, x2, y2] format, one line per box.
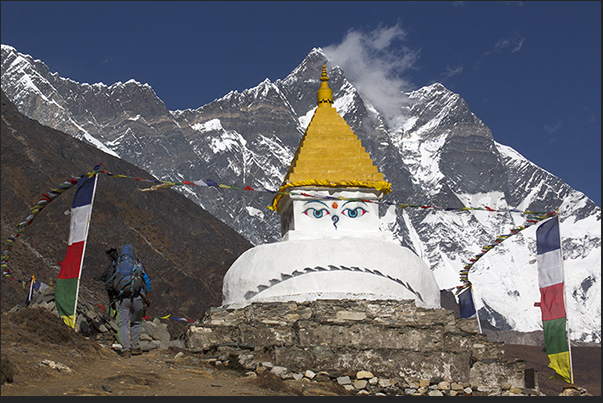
[1, 44, 600, 342]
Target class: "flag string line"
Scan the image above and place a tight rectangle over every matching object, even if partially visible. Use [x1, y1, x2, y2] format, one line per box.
[99, 167, 558, 216]
[3, 163, 559, 304]
[1, 167, 102, 283]
[456, 211, 557, 295]
[90, 300, 195, 323]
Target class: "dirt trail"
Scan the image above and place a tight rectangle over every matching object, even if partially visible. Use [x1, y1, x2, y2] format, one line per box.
[0, 308, 343, 396]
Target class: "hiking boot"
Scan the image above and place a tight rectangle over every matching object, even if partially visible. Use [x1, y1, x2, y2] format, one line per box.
[121, 350, 131, 359]
[131, 347, 143, 356]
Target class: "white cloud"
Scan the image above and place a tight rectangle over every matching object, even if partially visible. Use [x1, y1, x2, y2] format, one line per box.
[503, 1, 524, 6]
[442, 65, 464, 80]
[473, 32, 525, 70]
[491, 36, 525, 54]
[323, 23, 419, 128]
[544, 119, 562, 134]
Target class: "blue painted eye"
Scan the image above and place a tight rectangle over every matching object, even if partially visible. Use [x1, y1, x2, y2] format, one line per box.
[342, 207, 368, 218]
[303, 208, 330, 219]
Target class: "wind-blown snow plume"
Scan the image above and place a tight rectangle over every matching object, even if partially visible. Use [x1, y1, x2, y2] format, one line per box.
[323, 24, 418, 128]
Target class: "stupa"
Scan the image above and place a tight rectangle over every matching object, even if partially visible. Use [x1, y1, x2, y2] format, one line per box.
[222, 66, 440, 309]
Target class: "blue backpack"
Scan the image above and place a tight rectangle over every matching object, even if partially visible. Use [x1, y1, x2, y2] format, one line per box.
[110, 249, 145, 298]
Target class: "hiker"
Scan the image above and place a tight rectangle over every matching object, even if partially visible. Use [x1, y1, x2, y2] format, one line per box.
[106, 243, 152, 358]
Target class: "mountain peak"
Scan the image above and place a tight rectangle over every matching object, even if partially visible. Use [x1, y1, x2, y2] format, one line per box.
[1, 43, 17, 52]
[308, 47, 325, 56]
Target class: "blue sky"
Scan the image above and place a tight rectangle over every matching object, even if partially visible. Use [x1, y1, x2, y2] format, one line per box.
[2, 1, 600, 206]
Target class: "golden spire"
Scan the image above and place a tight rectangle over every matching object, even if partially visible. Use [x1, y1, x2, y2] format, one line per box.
[269, 65, 391, 212]
[317, 65, 333, 105]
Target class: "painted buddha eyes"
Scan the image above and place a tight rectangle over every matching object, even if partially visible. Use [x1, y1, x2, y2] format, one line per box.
[302, 200, 368, 220]
[341, 207, 368, 218]
[303, 207, 330, 218]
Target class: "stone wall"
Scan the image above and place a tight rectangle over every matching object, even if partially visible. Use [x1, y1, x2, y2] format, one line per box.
[186, 299, 529, 389]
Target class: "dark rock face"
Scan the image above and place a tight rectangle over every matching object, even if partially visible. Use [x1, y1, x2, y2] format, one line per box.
[1, 90, 253, 326]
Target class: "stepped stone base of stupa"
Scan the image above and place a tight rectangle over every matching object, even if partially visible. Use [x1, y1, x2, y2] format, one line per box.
[186, 299, 533, 390]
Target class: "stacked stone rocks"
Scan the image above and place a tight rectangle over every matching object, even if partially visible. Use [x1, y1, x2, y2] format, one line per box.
[224, 359, 544, 396]
[187, 299, 535, 394]
[13, 287, 119, 344]
[13, 287, 183, 350]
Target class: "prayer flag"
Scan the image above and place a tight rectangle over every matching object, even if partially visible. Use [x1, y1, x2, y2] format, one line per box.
[458, 285, 482, 333]
[25, 276, 49, 305]
[458, 286, 476, 319]
[55, 169, 99, 329]
[536, 216, 573, 383]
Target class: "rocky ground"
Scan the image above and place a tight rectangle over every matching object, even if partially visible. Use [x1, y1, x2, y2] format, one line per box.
[0, 307, 347, 396]
[1, 304, 599, 396]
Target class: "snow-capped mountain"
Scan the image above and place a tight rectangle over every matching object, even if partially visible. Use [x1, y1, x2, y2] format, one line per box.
[2, 44, 600, 342]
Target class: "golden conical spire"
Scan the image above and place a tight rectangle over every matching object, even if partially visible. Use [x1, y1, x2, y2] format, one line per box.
[270, 65, 391, 212]
[317, 65, 333, 105]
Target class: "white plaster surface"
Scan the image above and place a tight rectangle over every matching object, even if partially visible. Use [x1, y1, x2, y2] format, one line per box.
[222, 237, 441, 309]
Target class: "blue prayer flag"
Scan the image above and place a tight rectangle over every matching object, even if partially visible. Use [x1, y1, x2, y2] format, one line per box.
[458, 287, 476, 319]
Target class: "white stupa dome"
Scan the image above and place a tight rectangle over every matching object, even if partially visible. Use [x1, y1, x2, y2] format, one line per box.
[223, 236, 440, 309]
